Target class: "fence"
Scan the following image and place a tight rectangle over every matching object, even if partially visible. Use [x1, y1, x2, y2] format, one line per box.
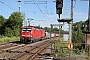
[51, 42, 89, 59]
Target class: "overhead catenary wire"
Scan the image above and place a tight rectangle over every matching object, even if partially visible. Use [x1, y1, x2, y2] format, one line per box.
[34, 2, 49, 19]
[44, 5, 49, 15]
[0, 0, 29, 20]
[0, 1, 16, 11]
[73, 0, 76, 8]
[24, 0, 45, 17]
[44, 4, 54, 15]
[45, 0, 55, 15]
[0, 8, 10, 15]
[0, 0, 76, 20]
[60, 0, 76, 19]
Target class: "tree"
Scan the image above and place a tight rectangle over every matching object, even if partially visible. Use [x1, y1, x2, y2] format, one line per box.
[43, 27, 51, 32]
[53, 27, 59, 31]
[7, 12, 24, 36]
[1, 12, 24, 37]
[4, 27, 13, 37]
[72, 21, 85, 43]
[0, 15, 6, 27]
[0, 15, 6, 35]
[34, 25, 41, 29]
[8, 12, 24, 27]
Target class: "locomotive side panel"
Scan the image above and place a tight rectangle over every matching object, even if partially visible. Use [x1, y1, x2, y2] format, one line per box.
[40, 29, 46, 38]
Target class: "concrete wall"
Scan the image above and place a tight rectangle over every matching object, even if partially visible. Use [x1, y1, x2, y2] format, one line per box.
[63, 34, 69, 41]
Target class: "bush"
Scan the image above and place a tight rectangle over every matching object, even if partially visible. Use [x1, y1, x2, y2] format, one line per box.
[5, 28, 13, 37]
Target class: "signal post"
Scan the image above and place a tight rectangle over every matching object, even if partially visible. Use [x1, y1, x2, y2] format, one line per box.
[81, 0, 90, 59]
[56, 0, 63, 41]
[56, 0, 74, 57]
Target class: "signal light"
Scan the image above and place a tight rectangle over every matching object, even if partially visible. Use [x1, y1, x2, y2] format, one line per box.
[56, 0, 63, 14]
[56, 8, 62, 14]
[56, 0, 63, 8]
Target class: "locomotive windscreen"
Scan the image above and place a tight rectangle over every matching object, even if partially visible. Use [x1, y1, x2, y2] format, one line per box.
[22, 28, 31, 32]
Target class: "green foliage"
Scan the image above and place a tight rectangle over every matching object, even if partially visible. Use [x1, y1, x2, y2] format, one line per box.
[43, 27, 51, 32]
[34, 25, 41, 29]
[53, 27, 59, 31]
[0, 12, 24, 37]
[0, 15, 6, 27]
[0, 15, 6, 35]
[13, 26, 20, 36]
[0, 36, 20, 44]
[72, 21, 85, 43]
[4, 28, 13, 37]
[8, 12, 23, 28]
[55, 42, 69, 57]
[55, 42, 88, 58]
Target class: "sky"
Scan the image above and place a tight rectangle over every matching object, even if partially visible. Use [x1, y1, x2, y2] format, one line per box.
[0, 0, 89, 30]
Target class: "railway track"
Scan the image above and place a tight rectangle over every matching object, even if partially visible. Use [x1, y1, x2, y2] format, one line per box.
[0, 37, 58, 60]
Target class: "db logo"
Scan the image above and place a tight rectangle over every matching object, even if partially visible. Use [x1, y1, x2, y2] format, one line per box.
[68, 43, 73, 50]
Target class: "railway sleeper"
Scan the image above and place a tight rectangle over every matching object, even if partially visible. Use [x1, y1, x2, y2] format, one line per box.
[38, 53, 51, 56]
[6, 50, 22, 53]
[8, 52, 26, 60]
[1, 50, 22, 53]
[24, 51, 36, 54]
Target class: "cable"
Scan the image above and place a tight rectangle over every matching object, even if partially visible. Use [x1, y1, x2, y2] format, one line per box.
[44, 3, 54, 16]
[34, 0, 50, 18]
[34, 2, 49, 18]
[44, 5, 49, 15]
[0, 1, 16, 11]
[0, 8, 10, 14]
[73, 0, 76, 8]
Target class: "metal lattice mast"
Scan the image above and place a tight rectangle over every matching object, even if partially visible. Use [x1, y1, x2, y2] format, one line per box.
[69, 0, 73, 43]
[17, 0, 21, 12]
[88, 1, 90, 31]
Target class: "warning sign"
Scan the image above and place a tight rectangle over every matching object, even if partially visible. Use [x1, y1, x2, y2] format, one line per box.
[68, 43, 73, 50]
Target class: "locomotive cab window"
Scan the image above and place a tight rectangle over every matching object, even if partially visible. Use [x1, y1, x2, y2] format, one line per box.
[22, 28, 32, 32]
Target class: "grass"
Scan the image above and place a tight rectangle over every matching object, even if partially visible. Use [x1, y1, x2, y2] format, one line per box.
[0, 36, 20, 44]
[55, 41, 70, 57]
[54, 41, 88, 59]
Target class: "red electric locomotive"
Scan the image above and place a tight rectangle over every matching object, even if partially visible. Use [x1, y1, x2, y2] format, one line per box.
[20, 26, 46, 43]
[40, 29, 46, 38]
